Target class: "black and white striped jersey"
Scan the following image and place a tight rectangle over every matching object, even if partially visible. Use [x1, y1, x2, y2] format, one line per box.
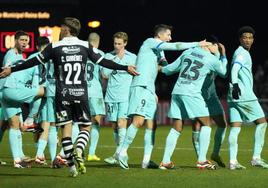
[38, 36, 103, 101]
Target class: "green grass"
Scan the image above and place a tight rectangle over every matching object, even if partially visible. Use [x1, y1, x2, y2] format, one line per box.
[0, 125, 268, 188]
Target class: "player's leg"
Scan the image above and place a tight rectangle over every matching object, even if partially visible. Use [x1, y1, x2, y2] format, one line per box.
[103, 102, 119, 164]
[115, 101, 129, 155]
[210, 114, 227, 167]
[192, 120, 200, 158]
[159, 119, 182, 170]
[196, 116, 217, 170]
[87, 97, 105, 161]
[251, 101, 268, 168]
[159, 94, 184, 170]
[56, 100, 77, 177]
[228, 101, 245, 170]
[142, 119, 158, 169]
[73, 101, 91, 174]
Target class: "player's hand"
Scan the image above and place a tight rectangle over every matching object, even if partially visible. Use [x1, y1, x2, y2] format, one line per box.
[199, 40, 212, 47]
[158, 65, 163, 72]
[127, 65, 139, 76]
[0, 67, 11, 78]
[218, 43, 226, 56]
[232, 83, 241, 100]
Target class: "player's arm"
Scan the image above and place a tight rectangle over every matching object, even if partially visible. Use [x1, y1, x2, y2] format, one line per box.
[160, 55, 183, 75]
[231, 59, 243, 99]
[153, 39, 211, 51]
[0, 44, 53, 78]
[87, 46, 139, 76]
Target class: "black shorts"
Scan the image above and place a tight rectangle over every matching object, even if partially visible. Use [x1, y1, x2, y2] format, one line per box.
[55, 99, 91, 126]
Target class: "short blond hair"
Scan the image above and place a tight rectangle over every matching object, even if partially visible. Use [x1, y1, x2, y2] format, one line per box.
[113, 31, 128, 43]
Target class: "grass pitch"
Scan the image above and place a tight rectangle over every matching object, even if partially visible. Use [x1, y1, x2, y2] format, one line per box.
[0, 125, 268, 188]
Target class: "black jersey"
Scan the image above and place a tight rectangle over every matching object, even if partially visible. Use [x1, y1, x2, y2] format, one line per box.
[37, 37, 103, 101]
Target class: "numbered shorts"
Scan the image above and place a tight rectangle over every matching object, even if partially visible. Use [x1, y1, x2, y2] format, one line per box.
[88, 97, 105, 116]
[206, 95, 224, 116]
[106, 101, 128, 122]
[55, 99, 91, 126]
[127, 86, 157, 120]
[168, 94, 209, 120]
[40, 97, 56, 123]
[228, 100, 265, 123]
[1, 86, 38, 119]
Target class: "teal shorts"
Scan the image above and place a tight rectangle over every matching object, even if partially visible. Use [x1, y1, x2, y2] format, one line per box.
[168, 94, 209, 120]
[127, 86, 157, 120]
[1, 100, 22, 119]
[228, 100, 265, 123]
[206, 95, 224, 116]
[3, 85, 39, 104]
[106, 101, 128, 122]
[2, 85, 38, 119]
[88, 97, 105, 116]
[39, 97, 56, 123]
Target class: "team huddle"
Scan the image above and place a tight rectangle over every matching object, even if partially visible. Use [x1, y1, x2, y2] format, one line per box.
[0, 17, 267, 177]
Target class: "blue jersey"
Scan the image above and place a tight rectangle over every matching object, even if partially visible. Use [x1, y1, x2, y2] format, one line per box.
[103, 50, 137, 102]
[228, 46, 257, 102]
[162, 47, 227, 96]
[1, 49, 37, 89]
[131, 38, 199, 93]
[86, 49, 105, 98]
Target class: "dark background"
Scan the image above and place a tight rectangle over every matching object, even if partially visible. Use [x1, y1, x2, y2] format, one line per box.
[0, 0, 267, 99]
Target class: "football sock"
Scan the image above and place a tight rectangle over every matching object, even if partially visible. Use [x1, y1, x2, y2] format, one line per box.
[36, 139, 47, 158]
[143, 129, 155, 164]
[115, 127, 126, 154]
[162, 128, 180, 164]
[48, 126, 57, 161]
[76, 130, 90, 154]
[253, 123, 267, 159]
[198, 126, 211, 162]
[89, 124, 100, 155]
[119, 124, 138, 156]
[9, 128, 20, 161]
[212, 127, 226, 156]
[228, 127, 241, 163]
[62, 137, 75, 167]
[192, 131, 200, 158]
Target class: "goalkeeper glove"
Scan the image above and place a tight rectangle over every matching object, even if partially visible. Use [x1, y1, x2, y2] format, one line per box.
[232, 83, 241, 100]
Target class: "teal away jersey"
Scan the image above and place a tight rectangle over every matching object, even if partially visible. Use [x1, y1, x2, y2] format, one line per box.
[228, 46, 257, 102]
[104, 50, 137, 102]
[131, 38, 199, 93]
[162, 47, 227, 96]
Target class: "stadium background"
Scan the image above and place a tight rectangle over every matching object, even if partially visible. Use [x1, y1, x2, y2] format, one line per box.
[1, 0, 268, 123]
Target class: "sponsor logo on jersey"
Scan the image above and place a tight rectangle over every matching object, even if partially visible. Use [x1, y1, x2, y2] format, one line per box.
[62, 46, 80, 54]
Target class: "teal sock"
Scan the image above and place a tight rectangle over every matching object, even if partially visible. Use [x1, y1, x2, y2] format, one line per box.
[212, 127, 226, 156]
[198, 126, 212, 162]
[37, 139, 47, 158]
[9, 129, 20, 160]
[17, 130, 25, 158]
[228, 127, 241, 162]
[71, 123, 79, 143]
[192, 131, 200, 158]
[162, 128, 180, 164]
[28, 99, 42, 118]
[115, 128, 126, 154]
[253, 123, 267, 159]
[48, 126, 57, 161]
[143, 129, 155, 164]
[89, 124, 100, 155]
[120, 124, 138, 156]
[113, 129, 119, 146]
[0, 129, 4, 142]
